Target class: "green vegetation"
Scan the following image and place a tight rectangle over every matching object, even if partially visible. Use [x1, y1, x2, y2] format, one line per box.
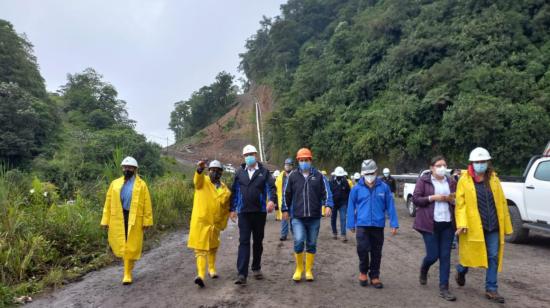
[0, 19, 194, 305]
[239, 0, 550, 173]
[169, 71, 238, 141]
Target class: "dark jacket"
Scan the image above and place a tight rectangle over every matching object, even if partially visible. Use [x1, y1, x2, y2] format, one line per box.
[282, 168, 333, 218]
[412, 172, 457, 233]
[329, 177, 351, 208]
[230, 162, 277, 214]
[381, 175, 396, 193]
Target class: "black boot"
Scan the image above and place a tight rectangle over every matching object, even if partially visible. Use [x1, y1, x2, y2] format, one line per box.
[439, 285, 456, 301]
[419, 266, 428, 285]
[455, 270, 466, 287]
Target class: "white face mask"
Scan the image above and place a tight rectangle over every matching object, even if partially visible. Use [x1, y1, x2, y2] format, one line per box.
[364, 175, 376, 183]
[383, 172, 390, 177]
[435, 166, 447, 177]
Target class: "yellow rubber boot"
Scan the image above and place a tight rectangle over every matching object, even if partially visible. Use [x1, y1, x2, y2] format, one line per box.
[194, 251, 206, 288]
[305, 253, 315, 281]
[122, 258, 133, 285]
[292, 253, 304, 282]
[207, 250, 218, 278]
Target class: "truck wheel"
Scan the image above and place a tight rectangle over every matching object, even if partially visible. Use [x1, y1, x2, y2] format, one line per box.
[406, 196, 416, 217]
[506, 206, 529, 243]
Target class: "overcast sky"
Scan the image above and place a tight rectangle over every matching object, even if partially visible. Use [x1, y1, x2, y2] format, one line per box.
[0, 0, 285, 145]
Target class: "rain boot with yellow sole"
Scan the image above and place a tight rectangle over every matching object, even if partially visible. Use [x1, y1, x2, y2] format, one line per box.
[207, 249, 218, 279]
[305, 253, 315, 281]
[122, 258, 133, 285]
[194, 250, 206, 288]
[292, 253, 304, 282]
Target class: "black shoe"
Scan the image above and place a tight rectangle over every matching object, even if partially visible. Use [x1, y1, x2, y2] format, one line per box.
[280, 236, 287, 241]
[419, 266, 428, 285]
[252, 270, 264, 280]
[342, 236, 348, 243]
[333, 234, 338, 240]
[455, 270, 466, 287]
[485, 291, 505, 303]
[439, 288, 456, 301]
[370, 278, 384, 289]
[194, 276, 205, 288]
[359, 280, 368, 287]
[235, 275, 247, 285]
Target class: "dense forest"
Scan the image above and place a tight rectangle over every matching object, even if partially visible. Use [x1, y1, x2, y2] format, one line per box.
[239, 0, 550, 173]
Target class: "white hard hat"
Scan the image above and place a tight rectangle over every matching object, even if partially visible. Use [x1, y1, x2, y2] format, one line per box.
[242, 144, 258, 155]
[208, 160, 223, 169]
[353, 172, 361, 180]
[334, 166, 347, 177]
[361, 159, 377, 175]
[383, 168, 390, 174]
[469, 147, 492, 161]
[121, 156, 138, 168]
[273, 170, 281, 177]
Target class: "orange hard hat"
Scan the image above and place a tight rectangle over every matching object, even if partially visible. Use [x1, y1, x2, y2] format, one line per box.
[296, 148, 313, 160]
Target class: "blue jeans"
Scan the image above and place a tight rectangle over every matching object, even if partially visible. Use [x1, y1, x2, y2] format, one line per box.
[331, 205, 347, 236]
[456, 230, 500, 291]
[420, 221, 454, 287]
[292, 217, 321, 253]
[280, 219, 292, 238]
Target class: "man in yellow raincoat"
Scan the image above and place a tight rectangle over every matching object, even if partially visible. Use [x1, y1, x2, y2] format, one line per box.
[454, 147, 513, 303]
[101, 156, 153, 285]
[188, 160, 231, 288]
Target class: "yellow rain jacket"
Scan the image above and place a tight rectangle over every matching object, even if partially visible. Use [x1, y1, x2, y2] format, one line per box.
[101, 176, 153, 260]
[275, 172, 287, 220]
[455, 170, 513, 271]
[187, 171, 231, 251]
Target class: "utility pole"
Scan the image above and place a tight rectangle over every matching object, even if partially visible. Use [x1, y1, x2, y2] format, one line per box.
[254, 97, 265, 162]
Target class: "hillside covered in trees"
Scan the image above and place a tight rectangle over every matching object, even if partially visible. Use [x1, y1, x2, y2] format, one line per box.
[239, 0, 550, 173]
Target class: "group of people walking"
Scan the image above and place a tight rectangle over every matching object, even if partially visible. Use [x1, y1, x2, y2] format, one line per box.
[100, 145, 513, 304]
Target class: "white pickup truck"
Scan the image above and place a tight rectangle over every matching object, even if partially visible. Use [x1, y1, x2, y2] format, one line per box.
[502, 155, 550, 243]
[401, 155, 550, 243]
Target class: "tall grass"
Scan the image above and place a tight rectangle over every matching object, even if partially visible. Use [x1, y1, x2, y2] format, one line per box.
[0, 161, 193, 306]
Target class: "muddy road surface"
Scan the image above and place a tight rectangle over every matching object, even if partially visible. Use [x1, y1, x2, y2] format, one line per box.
[28, 203, 550, 308]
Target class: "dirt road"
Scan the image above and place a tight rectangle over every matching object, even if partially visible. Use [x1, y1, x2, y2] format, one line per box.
[28, 203, 550, 308]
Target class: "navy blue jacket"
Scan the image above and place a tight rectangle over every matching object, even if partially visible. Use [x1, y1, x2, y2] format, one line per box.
[282, 168, 333, 218]
[230, 162, 277, 213]
[329, 177, 351, 208]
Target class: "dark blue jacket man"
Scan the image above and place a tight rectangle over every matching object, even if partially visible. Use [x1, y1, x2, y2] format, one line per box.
[230, 144, 277, 285]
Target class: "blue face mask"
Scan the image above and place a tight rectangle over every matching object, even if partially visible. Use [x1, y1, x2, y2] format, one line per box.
[473, 162, 488, 174]
[245, 156, 256, 166]
[299, 162, 311, 171]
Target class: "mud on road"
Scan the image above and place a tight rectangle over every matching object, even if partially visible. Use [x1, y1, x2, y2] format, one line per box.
[28, 203, 550, 308]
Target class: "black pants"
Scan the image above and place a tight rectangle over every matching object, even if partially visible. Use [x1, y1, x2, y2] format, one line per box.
[356, 226, 384, 279]
[237, 212, 267, 277]
[123, 209, 129, 240]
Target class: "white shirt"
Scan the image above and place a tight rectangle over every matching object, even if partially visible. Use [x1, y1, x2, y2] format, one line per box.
[247, 164, 259, 179]
[430, 175, 451, 222]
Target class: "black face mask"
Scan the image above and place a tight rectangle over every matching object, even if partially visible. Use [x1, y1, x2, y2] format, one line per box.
[209, 171, 222, 183]
[336, 176, 344, 181]
[123, 170, 135, 179]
